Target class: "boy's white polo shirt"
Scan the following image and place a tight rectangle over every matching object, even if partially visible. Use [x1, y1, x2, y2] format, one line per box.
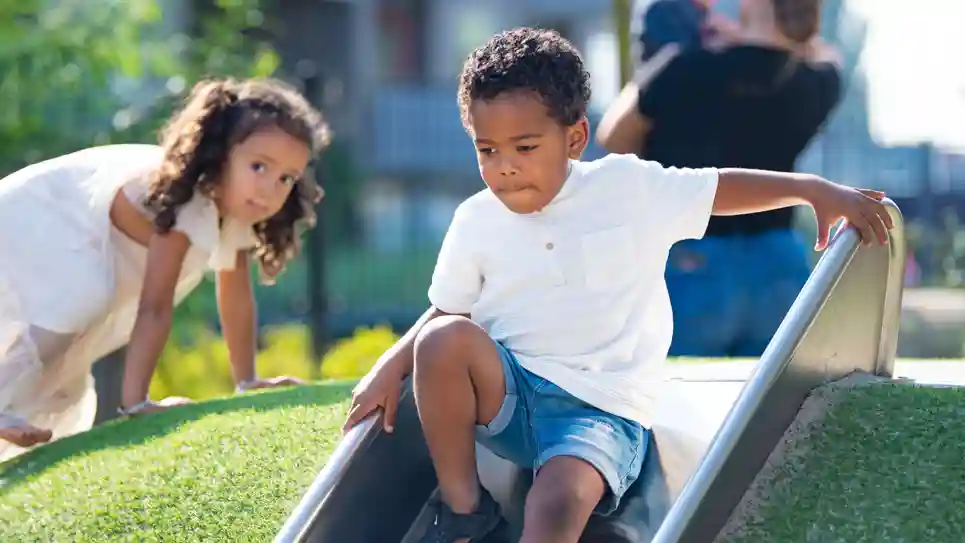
[428, 154, 719, 428]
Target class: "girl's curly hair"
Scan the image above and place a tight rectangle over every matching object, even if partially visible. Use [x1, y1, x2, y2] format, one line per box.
[145, 77, 332, 284]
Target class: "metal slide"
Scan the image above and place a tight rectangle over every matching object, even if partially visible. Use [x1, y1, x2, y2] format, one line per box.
[275, 201, 906, 543]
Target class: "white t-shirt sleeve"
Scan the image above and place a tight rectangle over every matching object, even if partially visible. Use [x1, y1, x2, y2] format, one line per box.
[619, 154, 719, 243]
[209, 218, 259, 271]
[427, 203, 483, 315]
[171, 192, 221, 255]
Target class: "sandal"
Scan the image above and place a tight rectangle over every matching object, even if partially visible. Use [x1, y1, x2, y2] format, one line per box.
[419, 486, 504, 543]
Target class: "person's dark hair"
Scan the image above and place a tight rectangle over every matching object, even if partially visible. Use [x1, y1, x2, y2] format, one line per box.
[773, 0, 821, 43]
[146, 77, 332, 283]
[457, 27, 592, 128]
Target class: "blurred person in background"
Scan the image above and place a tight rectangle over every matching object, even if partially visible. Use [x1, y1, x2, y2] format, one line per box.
[631, 0, 739, 62]
[599, 0, 843, 357]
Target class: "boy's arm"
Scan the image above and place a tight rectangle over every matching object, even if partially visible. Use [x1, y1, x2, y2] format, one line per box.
[377, 204, 482, 379]
[343, 205, 481, 432]
[619, 156, 893, 253]
[714, 169, 894, 250]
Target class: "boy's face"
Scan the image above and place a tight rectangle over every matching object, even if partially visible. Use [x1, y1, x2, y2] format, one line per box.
[466, 91, 588, 214]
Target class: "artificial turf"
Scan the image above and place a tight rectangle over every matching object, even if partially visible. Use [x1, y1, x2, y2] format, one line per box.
[0, 382, 353, 542]
[4, 367, 965, 542]
[723, 381, 965, 542]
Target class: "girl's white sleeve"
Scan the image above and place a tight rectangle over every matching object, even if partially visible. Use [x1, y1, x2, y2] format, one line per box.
[170, 193, 221, 256]
[209, 218, 259, 271]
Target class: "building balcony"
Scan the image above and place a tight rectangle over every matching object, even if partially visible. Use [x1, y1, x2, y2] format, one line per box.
[366, 85, 608, 177]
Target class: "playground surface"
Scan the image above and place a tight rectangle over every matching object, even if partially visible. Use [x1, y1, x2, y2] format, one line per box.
[0, 359, 963, 542]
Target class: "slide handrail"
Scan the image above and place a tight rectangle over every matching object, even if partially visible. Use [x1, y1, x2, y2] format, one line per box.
[651, 201, 906, 542]
[274, 415, 382, 543]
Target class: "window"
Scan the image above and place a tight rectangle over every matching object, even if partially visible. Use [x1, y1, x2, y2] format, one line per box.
[377, 0, 426, 84]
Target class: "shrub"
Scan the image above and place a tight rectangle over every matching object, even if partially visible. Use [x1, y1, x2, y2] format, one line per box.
[149, 323, 399, 400]
[318, 325, 399, 379]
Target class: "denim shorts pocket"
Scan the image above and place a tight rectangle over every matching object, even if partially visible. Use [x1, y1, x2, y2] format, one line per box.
[477, 391, 518, 438]
[618, 424, 647, 492]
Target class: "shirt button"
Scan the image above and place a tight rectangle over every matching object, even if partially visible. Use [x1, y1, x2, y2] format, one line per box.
[545, 242, 554, 250]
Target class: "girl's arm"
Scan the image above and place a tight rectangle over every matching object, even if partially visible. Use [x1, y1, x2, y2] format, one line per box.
[120, 230, 191, 411]
[215, 251, 258, 389]
[216, 251, 305, 392]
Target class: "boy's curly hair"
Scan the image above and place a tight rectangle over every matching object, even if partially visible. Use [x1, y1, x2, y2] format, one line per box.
[146, 77, 331, 283]
[457, 27, 592, 129]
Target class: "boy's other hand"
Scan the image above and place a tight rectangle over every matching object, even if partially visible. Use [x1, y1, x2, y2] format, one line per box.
[343, 363, 403, 435]
[809, 179, 893, 251]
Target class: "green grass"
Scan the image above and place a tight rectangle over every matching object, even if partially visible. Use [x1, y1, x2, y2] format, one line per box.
[729, 383, 965, 542]
[0, 382, 354, 543]
[6, 363, 965, 542]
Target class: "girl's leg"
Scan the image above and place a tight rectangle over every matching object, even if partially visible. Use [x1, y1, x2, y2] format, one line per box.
[0, 415, 51, 448]
[0, 326, 78, 448]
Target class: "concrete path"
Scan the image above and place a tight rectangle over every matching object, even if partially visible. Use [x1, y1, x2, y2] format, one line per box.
[660, 360, 965, 441]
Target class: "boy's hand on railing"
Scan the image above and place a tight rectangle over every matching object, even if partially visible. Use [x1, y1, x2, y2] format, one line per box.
[808, 182, 893, 251]
[343, 363, 404, 435]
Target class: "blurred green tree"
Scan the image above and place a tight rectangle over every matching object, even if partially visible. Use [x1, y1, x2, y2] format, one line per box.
[0, 0, 279, 176]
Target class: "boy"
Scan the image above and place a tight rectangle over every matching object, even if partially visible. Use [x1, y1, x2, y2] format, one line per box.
[344, 27, 891, 543]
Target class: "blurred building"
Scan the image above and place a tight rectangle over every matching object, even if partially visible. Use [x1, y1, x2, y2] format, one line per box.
[261, 0, 617, 255]
[167, 0, 965, 332]
[261, 0, 965, 254]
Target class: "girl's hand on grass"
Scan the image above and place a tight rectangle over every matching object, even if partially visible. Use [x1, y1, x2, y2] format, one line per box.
[236, 376, 306, 392]
[120, 397, 193, 417]
[154, 396, 194, 411]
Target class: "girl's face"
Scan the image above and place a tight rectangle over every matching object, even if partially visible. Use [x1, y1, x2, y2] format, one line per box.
[216, 126, 311, 224]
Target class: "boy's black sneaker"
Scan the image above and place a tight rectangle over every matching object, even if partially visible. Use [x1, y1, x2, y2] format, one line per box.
[419, 487, 503, 543]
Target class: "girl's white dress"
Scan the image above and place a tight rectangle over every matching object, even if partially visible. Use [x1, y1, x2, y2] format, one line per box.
[0, 144, 257, 461]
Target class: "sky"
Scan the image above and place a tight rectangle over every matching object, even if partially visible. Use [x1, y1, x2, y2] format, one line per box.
[852, 0, 965, 148]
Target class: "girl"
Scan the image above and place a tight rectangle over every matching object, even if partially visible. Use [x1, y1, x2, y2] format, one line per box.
[0, 77, 331, 461]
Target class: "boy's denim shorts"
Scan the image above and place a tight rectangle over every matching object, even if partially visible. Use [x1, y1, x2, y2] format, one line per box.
[474, 341, 648, 514]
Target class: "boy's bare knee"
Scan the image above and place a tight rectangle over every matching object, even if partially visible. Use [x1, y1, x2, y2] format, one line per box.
[414, 315, 484, 374]
[525, 457, 605, 536]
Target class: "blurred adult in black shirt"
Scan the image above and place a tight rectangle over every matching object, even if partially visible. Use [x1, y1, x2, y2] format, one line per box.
[631, 0, 737, 61]
[599, 0, 842, 357]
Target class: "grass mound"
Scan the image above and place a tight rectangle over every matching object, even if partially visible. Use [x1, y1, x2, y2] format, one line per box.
[0, 382, 353, 542]
[721, 378, 965, 542]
